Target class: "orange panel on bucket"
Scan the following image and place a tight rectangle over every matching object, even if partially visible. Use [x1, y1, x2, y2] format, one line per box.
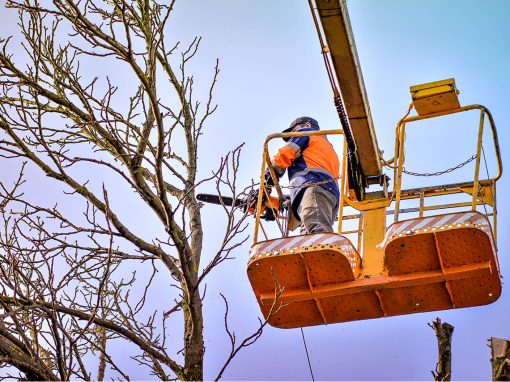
[379, 283, 453, 316]
[317, 291, 384, 322]
[385, 234, 441, 275]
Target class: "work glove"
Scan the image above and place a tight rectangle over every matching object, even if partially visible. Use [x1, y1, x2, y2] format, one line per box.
[260, 206, 277, 221]
[245, 189, 266, 211]
[279, 194, 291, 211]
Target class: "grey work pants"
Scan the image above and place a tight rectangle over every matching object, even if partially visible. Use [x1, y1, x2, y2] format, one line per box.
[297, 186, 338, 234]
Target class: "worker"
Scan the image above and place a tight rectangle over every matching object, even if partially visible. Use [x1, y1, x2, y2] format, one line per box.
[264, 116, 340, 234]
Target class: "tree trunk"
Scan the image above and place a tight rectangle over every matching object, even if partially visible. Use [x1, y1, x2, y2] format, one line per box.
[430, 317, 454, 381]
[182, 289, 204, 381]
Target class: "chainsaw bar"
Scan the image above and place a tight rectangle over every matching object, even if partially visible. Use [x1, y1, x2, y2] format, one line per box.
[196, 193, 247, 207]
[197, 193, 289, 223]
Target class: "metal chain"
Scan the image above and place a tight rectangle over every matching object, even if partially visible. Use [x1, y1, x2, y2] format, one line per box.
[278, 176, 341, 190]
[398, 155, 476, 177]
[247, 179, 337, 191]
[268, 154, 474, 191]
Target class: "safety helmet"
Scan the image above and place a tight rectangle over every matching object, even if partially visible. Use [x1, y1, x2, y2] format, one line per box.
[282, 116, 319, 141]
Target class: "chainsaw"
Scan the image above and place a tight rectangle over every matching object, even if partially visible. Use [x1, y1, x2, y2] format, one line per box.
[196, 192, 289, 221]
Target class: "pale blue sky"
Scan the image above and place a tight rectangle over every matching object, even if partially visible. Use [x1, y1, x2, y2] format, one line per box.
[0, 1, 509, 380]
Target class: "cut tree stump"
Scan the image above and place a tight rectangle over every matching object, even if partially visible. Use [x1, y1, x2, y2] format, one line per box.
[430, 317, 454, 381]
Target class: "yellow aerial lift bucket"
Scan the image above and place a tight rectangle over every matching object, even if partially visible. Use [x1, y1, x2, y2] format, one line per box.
[247, 92, 502, 329]
[248, 212, 499, 328]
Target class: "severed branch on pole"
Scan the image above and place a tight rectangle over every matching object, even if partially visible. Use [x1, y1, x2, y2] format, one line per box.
[490, 337, 510, 381]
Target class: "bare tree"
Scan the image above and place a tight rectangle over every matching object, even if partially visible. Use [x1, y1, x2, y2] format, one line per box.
[0, 1, 272, 380]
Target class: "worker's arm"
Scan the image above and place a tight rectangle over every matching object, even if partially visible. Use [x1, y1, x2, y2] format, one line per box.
[265, 135, 310, 186]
